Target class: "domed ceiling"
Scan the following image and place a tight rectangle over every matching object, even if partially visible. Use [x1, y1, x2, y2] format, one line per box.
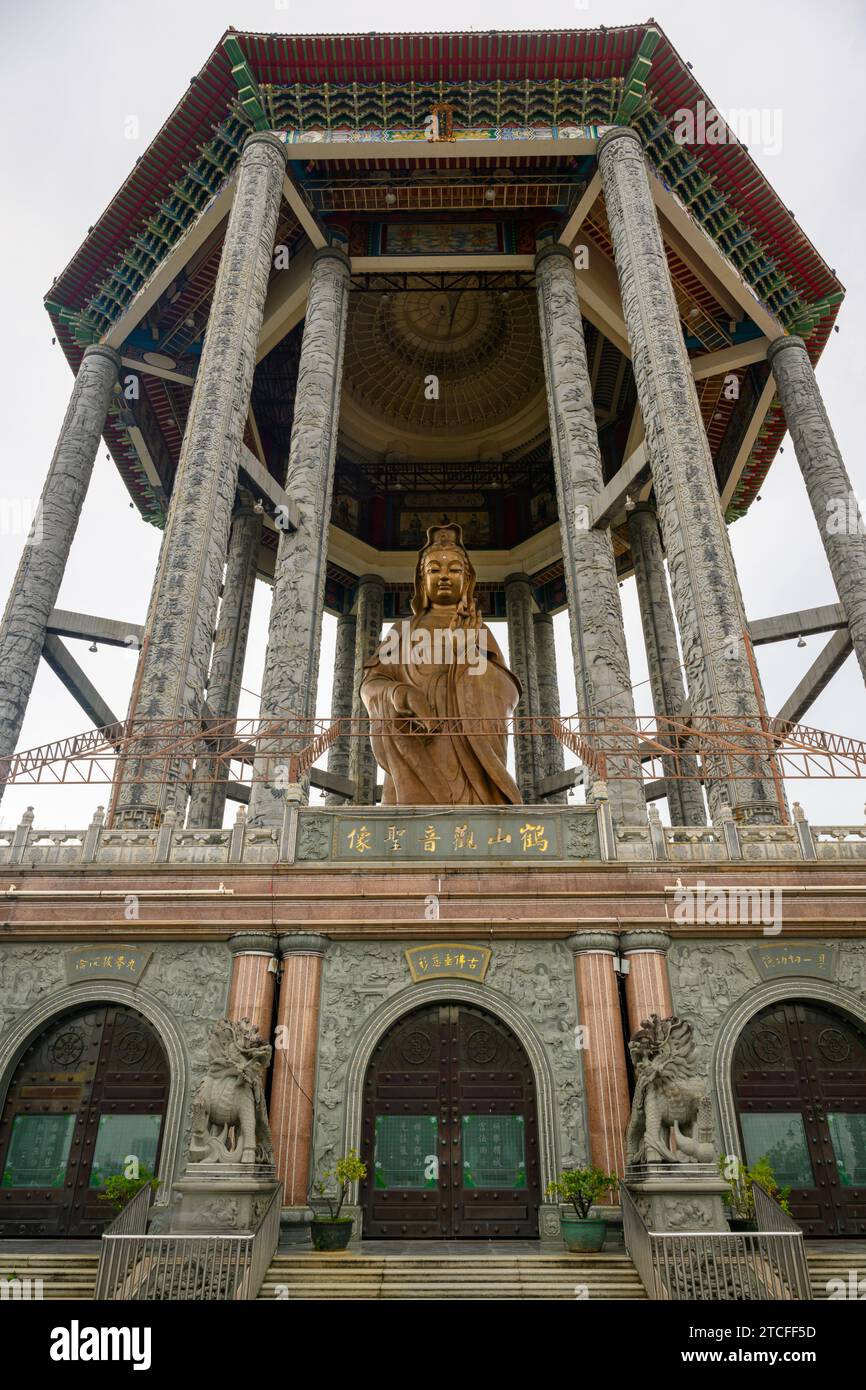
[340, 286, 548, 459]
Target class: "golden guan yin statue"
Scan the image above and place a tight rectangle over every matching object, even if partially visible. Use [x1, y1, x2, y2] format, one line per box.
[360, 524, 522, 805]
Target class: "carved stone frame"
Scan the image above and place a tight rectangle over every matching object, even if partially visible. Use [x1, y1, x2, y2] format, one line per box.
[0, 980, 190, 1201]
[339, 978, 563, 1203]
[712, 978, 866, 1164]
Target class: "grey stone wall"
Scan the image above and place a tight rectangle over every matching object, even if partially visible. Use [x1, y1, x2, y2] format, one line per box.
[0, 941, 231, 1182]
[312, 937, 587, 1181]
[668, 938, 866, 1079]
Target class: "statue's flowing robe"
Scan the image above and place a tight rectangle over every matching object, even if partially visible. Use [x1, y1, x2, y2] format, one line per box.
[360, 613, 522, 805]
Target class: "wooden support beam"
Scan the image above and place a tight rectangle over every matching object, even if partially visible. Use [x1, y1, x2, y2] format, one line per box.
[120, 356, 196, 387]
[749, 604, 847, 646]
[538, 767, 580, 797]
[650, 176, 783, 342]
[47, 610, 143, 649]
[239, 445, 299, 529]
[691, 339, 771, 381]
[589, 444, 648, 528]
[41, 636, 119, 731]
[310, 767, 355, 800]
[559, 172, 603, 248]
[282, 174, 327, 249]
[775, 629, 854, 723]
[105, 182, 235, 349]
[350, 254, 535, 274]
[720, 374, 778, 511]
[257, 243, 314, 361]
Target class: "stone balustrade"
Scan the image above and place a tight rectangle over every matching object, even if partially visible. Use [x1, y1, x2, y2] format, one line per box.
[0, 800, 864, 868]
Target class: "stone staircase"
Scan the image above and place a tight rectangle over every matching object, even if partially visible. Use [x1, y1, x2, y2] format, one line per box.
[259, 1252, 647, 1300]
[3, 1243, 862, 1301]
[806, 1247, 866, 1300]
[0, 1250, 99, 1300]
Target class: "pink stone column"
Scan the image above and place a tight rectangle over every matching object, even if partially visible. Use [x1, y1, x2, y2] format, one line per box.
[620, 930, 673, 1038]
[227, 931, 278, 1044]
[269, 933, 329, 1208]
[568, 931, 630, 1183]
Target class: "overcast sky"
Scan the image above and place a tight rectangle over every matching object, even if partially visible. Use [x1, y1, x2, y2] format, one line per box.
[1, 0, 864, 830]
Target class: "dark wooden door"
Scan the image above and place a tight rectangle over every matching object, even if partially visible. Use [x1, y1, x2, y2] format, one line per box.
[733, 1000, 866, 1237]
[0, 1004, 169, 1238]
[360, 1002, 540, 1238]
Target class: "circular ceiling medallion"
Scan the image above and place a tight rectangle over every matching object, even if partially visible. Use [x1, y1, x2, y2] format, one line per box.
[342, 287, 544, 435]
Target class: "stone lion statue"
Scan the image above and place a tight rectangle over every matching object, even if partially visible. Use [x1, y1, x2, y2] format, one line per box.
[625, 1014, 715, 1166]
[188, 1018, 274, 1166]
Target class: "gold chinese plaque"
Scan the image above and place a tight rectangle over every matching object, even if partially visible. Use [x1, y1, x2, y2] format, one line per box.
[405, 944, 492, 983]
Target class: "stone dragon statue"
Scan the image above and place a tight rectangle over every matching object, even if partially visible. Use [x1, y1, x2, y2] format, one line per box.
[625, 1014, 715, 1165]
[188, 1018, 274, 1166]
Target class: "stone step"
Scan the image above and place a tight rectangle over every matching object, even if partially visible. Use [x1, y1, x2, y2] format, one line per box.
[260, 1249, 647, 1299]
[806, 1253, 866, 1299]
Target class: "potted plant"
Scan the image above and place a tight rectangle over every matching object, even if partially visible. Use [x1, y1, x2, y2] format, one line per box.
[719, 1154, 792, 1231]
[97, 1165, 161, 1213]
[310, 1149, 367, 1252]
[546, 1166, 618, 1252]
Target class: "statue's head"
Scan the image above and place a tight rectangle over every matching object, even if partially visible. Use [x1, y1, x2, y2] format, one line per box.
[411, 523, 479, 622]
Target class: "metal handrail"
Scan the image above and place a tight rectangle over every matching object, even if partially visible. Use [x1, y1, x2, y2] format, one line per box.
[620, 1184, 662, 1299]
[621, 1181, 812, 1301]
[94, 1182, 283, 1302]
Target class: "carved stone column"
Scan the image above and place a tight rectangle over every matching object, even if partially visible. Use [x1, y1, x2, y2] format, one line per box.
[619, 930, 673, 1038]
[188, 496, 261, 827]
[349, 574, 384, 805]
[535, 242, 645, 826]
[114, 132, 287, 827]
[568, 931, 630, 1181]
[325, 610, 356, 803]
[627, 502, 706, 826]
[269, 933, 329, 1210]
[0, 343, 120, 788]
[598, 127, 780, 824]
[227, 931, 278, 1046]
[768, 335, 866, 684]
[533, 611, 566, 802]
[250, 246, 351, 825]
[504, 572, 543, 802]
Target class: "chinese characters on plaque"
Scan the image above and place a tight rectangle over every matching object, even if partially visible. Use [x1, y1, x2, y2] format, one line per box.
[748, 943, 837, 981]
[337, 809, 560, 861]
[405, 944, 492, 983]
[64, 947, 153, 986]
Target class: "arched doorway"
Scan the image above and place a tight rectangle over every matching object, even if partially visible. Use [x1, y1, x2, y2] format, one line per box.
[360, 1001, 540, 1239]
[733, 999, 866, 1237]
[0, 1002, 169, 1238]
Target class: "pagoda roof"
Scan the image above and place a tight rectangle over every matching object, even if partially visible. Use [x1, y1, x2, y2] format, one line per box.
[44, 23, 845, 525]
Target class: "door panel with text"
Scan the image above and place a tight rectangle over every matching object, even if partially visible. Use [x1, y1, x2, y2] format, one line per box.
[361, 1002, 539, 1238]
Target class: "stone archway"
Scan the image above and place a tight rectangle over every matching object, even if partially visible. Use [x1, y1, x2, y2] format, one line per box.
[0, 981, 190, 1225]
[713, 979, 866, 1237]
[341, 979, 562, 1209]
